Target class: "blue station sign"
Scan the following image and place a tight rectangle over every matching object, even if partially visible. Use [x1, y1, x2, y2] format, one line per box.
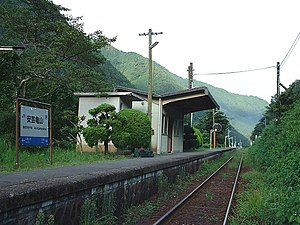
[20, 105, 49, 146]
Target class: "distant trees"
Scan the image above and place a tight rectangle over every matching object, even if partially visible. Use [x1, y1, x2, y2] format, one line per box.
[195, 110, 230, 147]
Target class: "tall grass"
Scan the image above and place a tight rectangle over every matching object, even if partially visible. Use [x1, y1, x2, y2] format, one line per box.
[0, 138, 125, 173]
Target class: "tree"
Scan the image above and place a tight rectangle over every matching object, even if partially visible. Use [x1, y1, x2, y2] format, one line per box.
[112, 109, 151, 150]
[251, 80, 300, 141]
[250, 117, 266, 141]
[0, 0, 115, 144]
[83, 104, 116, 154]
[0, 0, 115, 97]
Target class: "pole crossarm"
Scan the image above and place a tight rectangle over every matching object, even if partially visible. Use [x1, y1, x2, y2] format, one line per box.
[139, 31, 163, 36]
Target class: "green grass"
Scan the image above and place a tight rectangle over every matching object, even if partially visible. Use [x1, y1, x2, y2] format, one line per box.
[0, 139, 126, 173]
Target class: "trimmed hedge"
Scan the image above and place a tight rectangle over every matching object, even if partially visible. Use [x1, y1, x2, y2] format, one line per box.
[112, 109, 151, 150]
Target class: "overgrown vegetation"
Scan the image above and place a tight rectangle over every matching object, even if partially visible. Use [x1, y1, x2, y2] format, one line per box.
[80, 193, 117, 225]
[35, 212, 54, 225]
[0, 139, 125, 173]
[230, 80, 300, 225]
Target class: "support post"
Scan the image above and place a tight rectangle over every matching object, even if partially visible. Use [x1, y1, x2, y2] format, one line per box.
[212, 109, 216, 148]
[277, 62, 280, 97]
[49, 106, 53, 165]
[188, 62, 194, 126]
[15, 98, 19, 169]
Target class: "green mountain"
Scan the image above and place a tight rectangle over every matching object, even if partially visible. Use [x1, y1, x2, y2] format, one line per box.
[101, 46, 268, 139]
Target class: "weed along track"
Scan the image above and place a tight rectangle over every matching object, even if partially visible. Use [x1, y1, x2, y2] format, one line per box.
[153, 156, 243, 225]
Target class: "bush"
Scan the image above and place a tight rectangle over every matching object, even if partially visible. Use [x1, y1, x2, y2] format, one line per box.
[183, 125, 198, 151]
[112, 109, 151, 150]
[246, 99, 300, 224]
[193, 127, 203, 148]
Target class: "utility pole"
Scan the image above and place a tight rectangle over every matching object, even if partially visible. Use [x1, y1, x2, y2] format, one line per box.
[276, 62, 280, 97]
[139, 29, 163, 127]
[188, 63, 194, 126]
[188, 62, 194, 89]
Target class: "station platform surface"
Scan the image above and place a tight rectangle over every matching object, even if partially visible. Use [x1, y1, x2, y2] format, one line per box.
[0, 148, 234, 212]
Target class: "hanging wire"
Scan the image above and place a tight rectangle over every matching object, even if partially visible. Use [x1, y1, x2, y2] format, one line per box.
[194, 65, 275, 76]
[281, 31, 300, 68]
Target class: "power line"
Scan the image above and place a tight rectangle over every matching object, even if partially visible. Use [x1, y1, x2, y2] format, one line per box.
[281, 31, 300, 68]
[194, 65, 275, 76]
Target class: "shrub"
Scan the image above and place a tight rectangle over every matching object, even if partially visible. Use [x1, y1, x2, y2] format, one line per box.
[183, 125, 198, 150]
[112, 109, 151, 150]
[193, 127, 203, 148]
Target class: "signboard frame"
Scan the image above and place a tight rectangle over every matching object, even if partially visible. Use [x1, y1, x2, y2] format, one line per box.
[15, 98, 52, 169]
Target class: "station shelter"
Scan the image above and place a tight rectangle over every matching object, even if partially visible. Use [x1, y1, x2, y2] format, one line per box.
[75, 86, 219, 154]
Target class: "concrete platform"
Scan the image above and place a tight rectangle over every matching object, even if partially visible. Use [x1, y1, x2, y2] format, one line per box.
[0, 148, 234, 225]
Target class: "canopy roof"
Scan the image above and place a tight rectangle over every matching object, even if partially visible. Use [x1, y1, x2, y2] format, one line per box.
[114, 86, 219, 114]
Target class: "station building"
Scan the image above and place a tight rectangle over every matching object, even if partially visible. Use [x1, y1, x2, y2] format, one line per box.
[75, 86, 219, 154]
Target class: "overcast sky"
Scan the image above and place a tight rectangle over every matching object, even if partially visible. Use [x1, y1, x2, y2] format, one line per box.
[53, 0, 300, 102]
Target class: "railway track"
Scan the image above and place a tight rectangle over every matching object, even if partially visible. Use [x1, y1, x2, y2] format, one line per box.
[153, 156, 243, 225]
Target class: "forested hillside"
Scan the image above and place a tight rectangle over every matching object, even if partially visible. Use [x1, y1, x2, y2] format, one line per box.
[0, 0, 131, 145]
[102, 46, 268, 138]
[1, 0, 266, 146]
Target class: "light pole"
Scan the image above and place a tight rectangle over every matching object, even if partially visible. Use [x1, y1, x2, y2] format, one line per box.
[139, 29, 163, 127]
